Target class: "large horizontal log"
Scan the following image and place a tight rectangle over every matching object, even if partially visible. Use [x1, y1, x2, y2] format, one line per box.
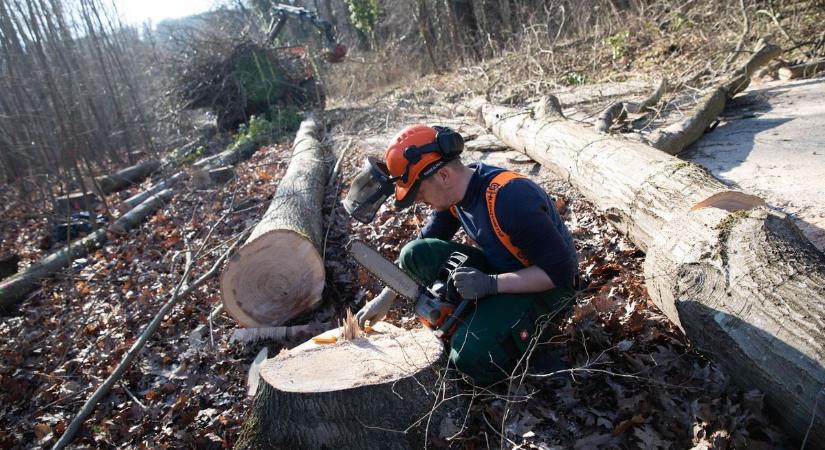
[221, 113, 333, 327]
[481, 101, 825, 447]
[0, 190, 173, 311]
[94, 159, 161, 195]
[235, 322, 459, 449]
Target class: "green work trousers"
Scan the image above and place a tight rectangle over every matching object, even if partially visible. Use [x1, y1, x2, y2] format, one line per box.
[399, 238, 575, 386]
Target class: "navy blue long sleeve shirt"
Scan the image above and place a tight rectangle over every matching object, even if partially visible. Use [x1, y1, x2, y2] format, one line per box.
[420, 163, 579, 289]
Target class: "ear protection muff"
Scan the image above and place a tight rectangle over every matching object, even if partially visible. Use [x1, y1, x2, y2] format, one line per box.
[402, 126, 464, 168]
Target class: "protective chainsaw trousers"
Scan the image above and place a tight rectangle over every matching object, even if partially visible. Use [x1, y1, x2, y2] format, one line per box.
[399, 238, 575, 386]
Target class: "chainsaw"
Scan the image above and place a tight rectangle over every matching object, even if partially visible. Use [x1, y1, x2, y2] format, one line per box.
[350, 240, 472, 340]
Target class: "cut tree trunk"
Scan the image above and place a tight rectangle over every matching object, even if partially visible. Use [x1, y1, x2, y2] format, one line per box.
[94, 159, 161, 195]
[235, 322, 460, 450]
[221, 113, 333, 327]
[648, 40, 781, 155]
[123, 172, 184, 208]
[481, 100, 825, 447]
[109, 189, 173, 234]
[0, 190, 173, 311]
[778, 59, 825, 80]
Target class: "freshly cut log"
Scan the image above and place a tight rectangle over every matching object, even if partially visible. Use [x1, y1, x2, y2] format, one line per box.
[94, 159, 161, 195]
[778, 59, 825, 80]
[0, 190, 173, 310]
[221, 114, 333, 327]
[235, 322, 458, 450]
[124, 172, 184, 208]
[648, 40, 781, 155]
[481, 100, 825, 447]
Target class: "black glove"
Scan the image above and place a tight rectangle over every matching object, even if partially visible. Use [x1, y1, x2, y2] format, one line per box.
[452, 267, 497, 299]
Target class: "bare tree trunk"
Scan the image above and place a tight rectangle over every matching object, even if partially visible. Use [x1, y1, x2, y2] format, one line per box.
[480, 99, 825, 447]
[221, 113, 333, 327]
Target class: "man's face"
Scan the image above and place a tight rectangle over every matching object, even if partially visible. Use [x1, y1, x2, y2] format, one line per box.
[415, 173, 451, 211]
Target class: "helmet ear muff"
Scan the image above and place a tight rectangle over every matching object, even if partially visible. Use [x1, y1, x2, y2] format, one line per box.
[432, 126, 464, 160]
[401, 126, 464, 167]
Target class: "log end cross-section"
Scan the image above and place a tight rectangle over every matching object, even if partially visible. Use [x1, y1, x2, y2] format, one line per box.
[235, 322, 460, 450]
[220, 113, 332, 327]
[221, 229, 325, 327]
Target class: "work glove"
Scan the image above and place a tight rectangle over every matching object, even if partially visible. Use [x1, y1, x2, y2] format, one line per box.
[452, 267, 498, 299]
[356, 286, 397, 328]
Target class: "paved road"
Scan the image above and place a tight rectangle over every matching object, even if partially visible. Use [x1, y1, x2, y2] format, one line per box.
[683, 76, 825, 252]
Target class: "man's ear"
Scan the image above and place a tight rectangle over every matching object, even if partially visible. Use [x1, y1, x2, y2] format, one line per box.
[436, 166, 452, 184]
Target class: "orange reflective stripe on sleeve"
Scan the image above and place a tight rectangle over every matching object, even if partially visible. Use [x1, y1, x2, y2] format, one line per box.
[485, 171, 531, 267]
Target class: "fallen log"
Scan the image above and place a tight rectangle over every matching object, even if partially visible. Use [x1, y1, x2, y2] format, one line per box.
[481, 100, 825, 447]
[123, 172, 184, 208]
[648, 40, 781, 155]
[235, 322, 458, 449]
[0, 190, 173, 310]
[109, 189, 173, 234]
[221, 113, 333, 327]
[778, 59, 825, 80]
[94, 159, 161, 195]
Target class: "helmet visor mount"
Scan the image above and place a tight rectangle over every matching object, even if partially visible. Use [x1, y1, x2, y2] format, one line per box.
[343, 156, 396, 224]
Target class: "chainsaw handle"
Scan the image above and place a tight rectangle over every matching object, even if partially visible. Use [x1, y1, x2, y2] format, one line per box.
[434, 297, 472, 339]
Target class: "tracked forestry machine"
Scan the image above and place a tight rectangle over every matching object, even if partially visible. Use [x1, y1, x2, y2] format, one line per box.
[178, 3, 346, 130]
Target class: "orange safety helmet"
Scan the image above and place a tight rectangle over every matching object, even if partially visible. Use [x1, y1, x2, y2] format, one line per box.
[385, 124, 464, 208]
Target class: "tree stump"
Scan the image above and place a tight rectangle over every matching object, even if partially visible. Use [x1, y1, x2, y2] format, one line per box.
[221, 113, 333, 327]
[235, 322, 460, 450]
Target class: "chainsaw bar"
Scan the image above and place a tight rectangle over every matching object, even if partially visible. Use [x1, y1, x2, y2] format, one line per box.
[349, 240, 422, 300]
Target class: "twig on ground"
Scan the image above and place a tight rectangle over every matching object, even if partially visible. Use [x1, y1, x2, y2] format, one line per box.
[51, 233, 245, 450]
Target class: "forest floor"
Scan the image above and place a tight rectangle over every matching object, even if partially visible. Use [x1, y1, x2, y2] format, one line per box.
[2, 18, 825, 450]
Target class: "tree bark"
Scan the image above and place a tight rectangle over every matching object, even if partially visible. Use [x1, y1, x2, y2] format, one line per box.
[123, 172, 184, 208]
[481, 101, 825, 447]
[0, 189, 173, 310]
[93, 159, 161, 195]
[648, 41, 781, 155]
[221, 113, 333, 327]
[778, 59, 825, 80]
[108, 189, 173, 234]
[235, 322, 458, 450]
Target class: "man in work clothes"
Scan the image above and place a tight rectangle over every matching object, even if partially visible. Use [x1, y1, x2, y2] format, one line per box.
[344, 124, 579, 386]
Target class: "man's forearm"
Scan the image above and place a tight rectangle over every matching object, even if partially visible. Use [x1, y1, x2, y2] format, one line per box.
[495, 266, 556, 294]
